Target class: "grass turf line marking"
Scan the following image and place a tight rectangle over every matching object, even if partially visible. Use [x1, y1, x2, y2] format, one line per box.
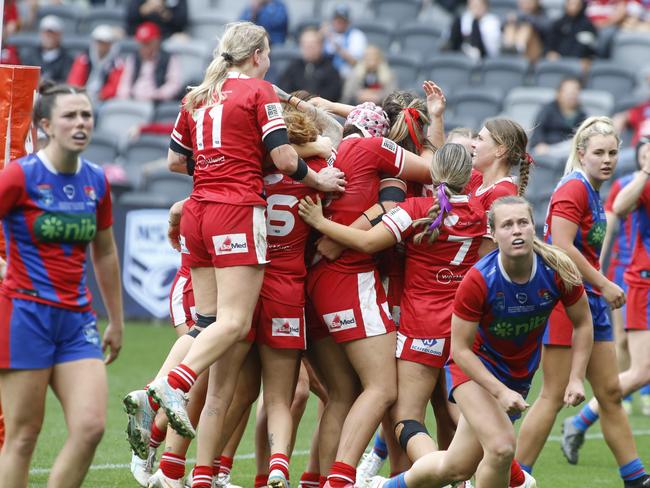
[29, 430, 650, 475]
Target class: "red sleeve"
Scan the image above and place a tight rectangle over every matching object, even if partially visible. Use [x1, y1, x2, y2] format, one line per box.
[550, 180, 588, 225]
[0, 162, 27, 219]
[464, 169, 483, 194]
[364, 137, 406, 178]
[484, 181, 518, 210]
[381, 199, 416, 242]
[96, 176, 113, 230]
[67, 55, 89, 87]
[628, 104, 645, 130]
[639, 183, 650, 214]
[604, 179, 622, 212]
[170, 106, 193, 155]
[255, 81, 287, 141]
[557, 273, 585, 307]
[453, 267, 489, 322]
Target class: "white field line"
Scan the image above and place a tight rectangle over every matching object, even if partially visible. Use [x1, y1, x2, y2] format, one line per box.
[29, 429, 650, 474]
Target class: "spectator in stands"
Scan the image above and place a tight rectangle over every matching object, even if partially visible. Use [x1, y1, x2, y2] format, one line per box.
[622, 0, 650, 31]
[446, 0, 502, 59]
[239, 0, 288, 45]
[585, 0, 628, 57]
[322, 4, 367, 77]
[67, 26, 124, 104]
[613, 94, 650, 146]
[21, 16, 74, 83]
[2, 0, 21, 64]
[126, 0, 188, 39]
[530, 77, 587, 158]
[278, 27, 343, 101]
[545, 0, 597, 68]
[501, 0, 550, 62]
[341, 44, 396, 105]
[116, 22, 182, 102]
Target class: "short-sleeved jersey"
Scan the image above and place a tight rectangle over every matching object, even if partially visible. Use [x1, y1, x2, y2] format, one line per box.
[624, 179, 650, 287]
[605, 174, 639, 268]
[454, 250, 584, 382]
[382, 195, 486, 337]
[170, 72, 287, 206]
[544, 170, 606, 293]
[0, 152, 113, 310]
[463, 169, 485, 195]
[262, 157, 328, 305]
[320, 135, 405, 273]
[468, 175, 518, 235]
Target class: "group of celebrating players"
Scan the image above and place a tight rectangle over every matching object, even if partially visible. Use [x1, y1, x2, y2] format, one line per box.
[1, 19, 650, 488]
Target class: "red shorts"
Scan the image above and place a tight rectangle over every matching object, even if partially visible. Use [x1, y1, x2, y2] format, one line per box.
[544, 302, 572, 346]
[169, 268, 196, 328]
[625, 286, 650, 331]
[180, 199, 269, 268]
[255, 297, 306, 350]
[305, 298, 330, 343]
[396, 331, 450, 368]
[307, 266, 395, 343]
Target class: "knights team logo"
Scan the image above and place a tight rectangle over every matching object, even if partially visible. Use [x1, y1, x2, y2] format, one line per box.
[538, 289, 553, 306]
[37, 184, 54, 206]
[323, 309, 357, 332]
[84, 185, 97, 201]
[123, 209, 181, 318]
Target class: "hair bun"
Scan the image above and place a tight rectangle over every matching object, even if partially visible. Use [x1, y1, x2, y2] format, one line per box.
[38, 79, 57, 95]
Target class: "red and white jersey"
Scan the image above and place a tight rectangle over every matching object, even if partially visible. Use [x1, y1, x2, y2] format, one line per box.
[171, 72, 286, 206]
[463, 169, 485, 195]
[262, 157, 328, 305]
[321, 135, 405, 273]
[469, 175, 518, 236]
[586, 0, 625, 25]
[382, 195, 486, 337]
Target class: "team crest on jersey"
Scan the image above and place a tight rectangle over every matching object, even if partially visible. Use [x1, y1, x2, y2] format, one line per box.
[538, 289, 553, 306]
[213, 233, 248, 255]
[265, 103, 283, 120]
[323, 309, 356, 332]
[495, 291, 506, 311]
[271, 318, 301, 337]
[84, 186, 97, 201]
[381, 138, 397, 153]
[410, 337, 445, 356]
[63, 184, 75, 199]
[516, 292, 528, 304]
[587, 221, 606, 250]
[37, 184, 54, 206]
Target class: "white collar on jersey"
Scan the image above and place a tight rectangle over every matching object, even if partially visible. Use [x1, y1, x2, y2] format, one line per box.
[226, 71, 250, 79]
[497, 251, 537, 285]
[37, 149, 82, 175]
[475, 175, 516, 196]
[449, 194, 469, 203]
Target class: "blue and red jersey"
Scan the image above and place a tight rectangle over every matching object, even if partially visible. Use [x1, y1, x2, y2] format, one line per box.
[454, 250, 584, 384]
[605, 174, 639, 269]
[624, 180, 650, 288]
[0, 151, 113, 310]
[544, 170, 606, 294]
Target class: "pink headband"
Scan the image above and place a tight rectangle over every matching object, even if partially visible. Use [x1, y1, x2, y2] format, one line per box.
[345, 102, 390, 138]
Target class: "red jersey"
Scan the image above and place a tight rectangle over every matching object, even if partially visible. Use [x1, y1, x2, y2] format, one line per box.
[382, 195, 486, 336]
[469, 175, 518, 235]
[262, 157, 328, 305]
[463, 169, 485, 195]
[586, 0, 624, 25]
[171, 72, 286, 206]
[320, 135, 405, 273]
[545, 171, 606, 294]
[624, 181, 650, 287]
[628, 101, 650, 145]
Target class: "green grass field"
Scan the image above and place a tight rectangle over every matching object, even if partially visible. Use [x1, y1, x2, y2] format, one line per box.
[28, 322, 650, 487]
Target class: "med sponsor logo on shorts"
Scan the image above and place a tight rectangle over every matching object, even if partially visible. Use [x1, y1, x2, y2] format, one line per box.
[212, 233, 248, 255]
[410, 337, 445, 356]
[323, 309, 356, 332]
[272, 318, 301, 337]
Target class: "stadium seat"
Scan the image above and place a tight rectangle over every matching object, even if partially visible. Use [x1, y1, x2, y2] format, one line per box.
[285, 0, 318, 34]
[36, 4, 84, 33]
[393, 22, 445, 61]
[116, 38, 140, 58]
[154, 101, 182, 124]
[7, 32, 41, 60]
[488, 0, 519, 19]
[422, 53, 477, 96]
[162, 40, 211, 87]
[119, 135, 170, 187]
[354, 20, 395, 51]
[62, 34, 91, 57]
[82, 132, 120, 166]
[540, 0, 564, 19]
[96, 100, 154, 145]
[475, 56, 530, 92]
[579, 89, 614, 117]
[529, 188, 553, 235]
[386, 53, 421, 90]
[501, 86, 555, 129]
[611, 31, 650, 68]
[187, 12, 231, 44]
[118, 190, 179, 208]
[77, 6, 126, 35]
[269, 44, 302, 81]
[318, 0, 371, 22]
[447, 87, 504, 131]
[143, 172, 194, 201]
[586, 61, 637, 96]
[532, 58, 583, 88]
[370, 0, 422, 25]
[529, 154, 564, 193]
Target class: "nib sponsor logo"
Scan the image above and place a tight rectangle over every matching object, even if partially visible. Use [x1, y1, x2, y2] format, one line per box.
[323, 309, 356, 332]
[213, 233, 248, 255]
[272, 318, 301, 337]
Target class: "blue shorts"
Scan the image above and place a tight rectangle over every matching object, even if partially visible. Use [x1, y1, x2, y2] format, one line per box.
[610, 263, 628, 317]
[543, 292, 613, 346]
[0, 295, 103, 369]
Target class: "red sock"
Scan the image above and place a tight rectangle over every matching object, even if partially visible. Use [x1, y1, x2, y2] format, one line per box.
[219, 455, 234, 476]
[319, 475, 328, 487]
[149, 421, 166, 449]
[300, 471, 320, 487]
[159, 452, 185, 480]
[270, 453, 290, 479]
[327, 461, 356, 487]
[168, 364, 197, 393]
[254, 474, 269, 488]
[146, 387, 160, 411]
[510, 460, 525, 487]
[212, 458, 221, 477]
[191, 465, 212, 488]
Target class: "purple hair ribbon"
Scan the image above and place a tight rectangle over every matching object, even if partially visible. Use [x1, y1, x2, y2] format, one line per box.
[428, 183, 452, 231]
